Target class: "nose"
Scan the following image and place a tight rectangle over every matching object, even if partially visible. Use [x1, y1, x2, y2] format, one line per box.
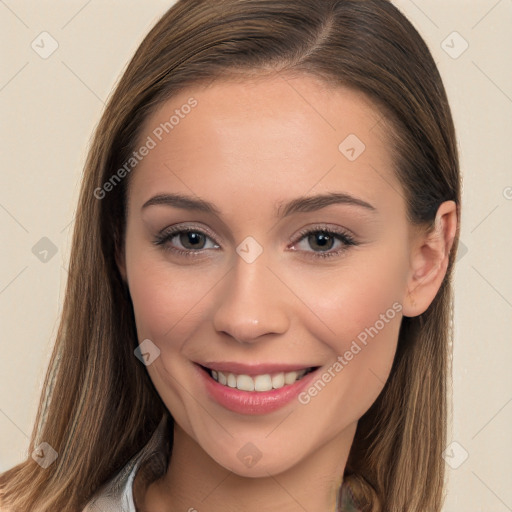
[212, 254, 290, 344]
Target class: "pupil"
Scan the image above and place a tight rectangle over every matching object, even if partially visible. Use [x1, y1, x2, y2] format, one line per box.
[182, 232, 204, 249]
[310, 232, 333, 251]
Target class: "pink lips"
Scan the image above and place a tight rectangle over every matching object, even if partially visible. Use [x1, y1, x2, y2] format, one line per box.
[195, 362, 319, 415]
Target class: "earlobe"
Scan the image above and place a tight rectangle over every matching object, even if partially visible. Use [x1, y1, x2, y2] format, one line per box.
[402, 200, 458, 317]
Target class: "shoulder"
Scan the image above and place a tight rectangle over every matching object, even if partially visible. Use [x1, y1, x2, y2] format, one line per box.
[82, 415, 169, 512]
[82, 460, 139, 512]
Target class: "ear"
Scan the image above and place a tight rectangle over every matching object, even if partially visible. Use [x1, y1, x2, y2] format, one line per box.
[402, 200, 458, 317]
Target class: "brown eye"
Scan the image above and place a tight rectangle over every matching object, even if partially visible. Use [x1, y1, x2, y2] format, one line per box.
[178, 231, 207, 250]
[306, 232, 336, 252]
[290, 227, 358, 259]
[153, 226, 220, 257]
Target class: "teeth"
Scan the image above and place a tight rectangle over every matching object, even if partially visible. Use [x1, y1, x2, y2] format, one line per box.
[237, 375, 254, 391]
[284, 371, 298, 385]
[271, 373, 285, 389]
[227, 373, 237, 388]
[209, 368, 310, 392]
[254, 374, 272, 392]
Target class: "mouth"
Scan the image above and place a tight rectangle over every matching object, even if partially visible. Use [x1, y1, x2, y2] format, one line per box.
[195, 362, 321, 415]
[200, 365, 318, 392]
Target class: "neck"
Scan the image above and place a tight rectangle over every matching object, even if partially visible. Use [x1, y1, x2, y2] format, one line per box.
[142, 421, 357, 512]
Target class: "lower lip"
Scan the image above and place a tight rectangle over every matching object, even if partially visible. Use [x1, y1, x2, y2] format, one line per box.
[196, 364, 319, 415]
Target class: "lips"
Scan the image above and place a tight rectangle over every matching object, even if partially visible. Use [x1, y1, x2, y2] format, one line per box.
[195, 362, 321, 415]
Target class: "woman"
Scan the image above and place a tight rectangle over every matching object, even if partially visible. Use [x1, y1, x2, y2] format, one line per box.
[0, 0, 461, 510]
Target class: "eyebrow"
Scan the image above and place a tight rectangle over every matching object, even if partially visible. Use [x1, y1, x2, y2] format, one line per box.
[141, 191, 377, 217]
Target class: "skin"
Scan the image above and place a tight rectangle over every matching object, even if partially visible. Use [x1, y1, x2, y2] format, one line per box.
[117, 74, 457, 512]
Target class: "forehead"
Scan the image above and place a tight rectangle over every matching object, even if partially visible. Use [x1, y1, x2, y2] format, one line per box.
[129, 74, 404, 219]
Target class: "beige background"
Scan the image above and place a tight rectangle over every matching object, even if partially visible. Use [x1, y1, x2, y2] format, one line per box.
[1, 1, 511, 510]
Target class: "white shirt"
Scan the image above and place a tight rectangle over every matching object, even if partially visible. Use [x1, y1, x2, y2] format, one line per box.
[82, 415, 168, 512]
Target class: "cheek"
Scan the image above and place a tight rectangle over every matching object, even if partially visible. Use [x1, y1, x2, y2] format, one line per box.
[125, 254, 221, 429]
[283, 248, 407, 351]
[126, 250, 218, 345]
[283, 250, 407, 416]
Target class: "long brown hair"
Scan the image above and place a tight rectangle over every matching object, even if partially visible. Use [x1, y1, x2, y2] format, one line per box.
[0, 1, 461, 510]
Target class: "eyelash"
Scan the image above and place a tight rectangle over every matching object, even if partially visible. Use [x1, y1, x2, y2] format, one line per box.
[152, 225, 358, 260]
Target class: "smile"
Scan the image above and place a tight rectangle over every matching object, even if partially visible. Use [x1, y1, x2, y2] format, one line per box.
[196, 363, 321, 415]
[208, 367, 314, 392]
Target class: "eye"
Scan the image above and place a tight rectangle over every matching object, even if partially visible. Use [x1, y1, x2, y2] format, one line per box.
[289, 226, 358, 259]
[153, 224, 358, 260]
[153, 226, 220, 258]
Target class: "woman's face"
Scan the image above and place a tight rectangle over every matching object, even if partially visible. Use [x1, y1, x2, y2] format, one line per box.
[120, 74, 418, 477]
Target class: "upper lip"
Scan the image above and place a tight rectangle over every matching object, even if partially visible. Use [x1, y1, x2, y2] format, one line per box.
[197, 361, 318, 375]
